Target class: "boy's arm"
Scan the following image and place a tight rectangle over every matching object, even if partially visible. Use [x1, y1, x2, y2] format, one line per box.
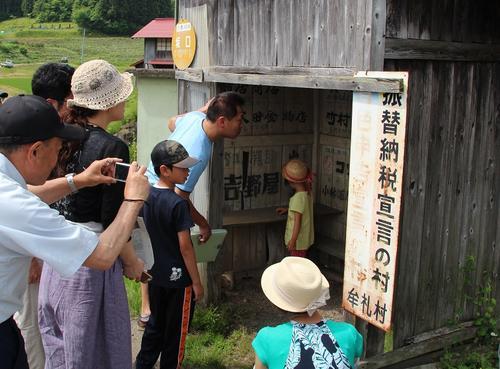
[287, 211, 302, 251]
[178, 229, 204, 301]
[175, 187, 212, 242]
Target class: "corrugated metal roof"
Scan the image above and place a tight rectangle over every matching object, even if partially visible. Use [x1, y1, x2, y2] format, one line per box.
[132, 18, 175, 39]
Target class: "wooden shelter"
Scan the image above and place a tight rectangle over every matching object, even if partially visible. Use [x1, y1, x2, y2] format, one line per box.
[172, 0, 500, 365]
[132, 18, 176, 69]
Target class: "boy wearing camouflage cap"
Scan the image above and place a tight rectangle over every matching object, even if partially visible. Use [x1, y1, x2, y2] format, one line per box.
[136, 140, 202, 369]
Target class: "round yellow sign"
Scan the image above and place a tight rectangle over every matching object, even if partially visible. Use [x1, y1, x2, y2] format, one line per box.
[172, 19, 197, 70]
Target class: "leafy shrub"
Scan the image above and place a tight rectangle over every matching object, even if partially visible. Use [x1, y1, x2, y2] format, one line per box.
[439, 344, 498, 369]
[191, 306, 232, 336]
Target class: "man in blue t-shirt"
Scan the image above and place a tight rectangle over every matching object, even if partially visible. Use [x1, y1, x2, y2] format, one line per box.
[146, 91, 245, 242]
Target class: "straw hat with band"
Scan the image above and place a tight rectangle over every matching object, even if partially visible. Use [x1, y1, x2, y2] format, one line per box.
[282, 159, 313, 192]
[67, 59, 133, 111]
[261, 257, 330, 315]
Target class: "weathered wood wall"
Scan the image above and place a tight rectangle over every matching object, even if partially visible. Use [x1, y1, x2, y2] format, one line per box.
[389, 59, 500, 349]
[217, 84, 351, 274]
[176, 0, 500, 355]
[386, 0, 500, 43]
[179, 0, 383, 70]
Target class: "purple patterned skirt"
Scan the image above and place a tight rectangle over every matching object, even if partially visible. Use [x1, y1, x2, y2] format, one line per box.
[38, 258, 131, 369]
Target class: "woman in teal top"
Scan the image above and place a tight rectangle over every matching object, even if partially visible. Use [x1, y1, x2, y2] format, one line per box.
[252, 257, 363, 369]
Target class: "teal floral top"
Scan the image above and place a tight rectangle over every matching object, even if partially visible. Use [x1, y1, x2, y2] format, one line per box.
[253, 320, 363, 369]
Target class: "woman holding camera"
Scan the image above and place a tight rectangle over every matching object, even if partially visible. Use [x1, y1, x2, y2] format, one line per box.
[38, 60, 143, 369]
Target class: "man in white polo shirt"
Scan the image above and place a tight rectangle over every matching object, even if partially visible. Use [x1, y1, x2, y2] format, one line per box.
[0, 95, 150, 369]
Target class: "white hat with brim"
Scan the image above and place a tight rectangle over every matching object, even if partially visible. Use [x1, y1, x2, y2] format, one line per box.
[261, 257, 330, 313]
[67, 59, 134, 111]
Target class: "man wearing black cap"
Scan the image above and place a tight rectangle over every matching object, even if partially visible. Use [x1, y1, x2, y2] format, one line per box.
[12, 63, 75, 369]
[0, 95, 150, 369]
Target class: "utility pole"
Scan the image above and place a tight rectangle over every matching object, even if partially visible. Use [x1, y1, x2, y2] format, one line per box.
[80, 28, 86, 64]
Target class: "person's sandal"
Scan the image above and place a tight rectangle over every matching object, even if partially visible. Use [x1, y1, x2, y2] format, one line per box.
[137, 314, 150, 329]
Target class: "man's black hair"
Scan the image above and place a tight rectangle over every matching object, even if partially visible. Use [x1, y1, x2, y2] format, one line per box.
[31, 63, 75, 102]
[206, 91, 245, 122]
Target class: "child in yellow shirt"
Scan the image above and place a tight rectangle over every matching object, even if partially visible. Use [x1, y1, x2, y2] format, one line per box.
[276, 159, 314, 257]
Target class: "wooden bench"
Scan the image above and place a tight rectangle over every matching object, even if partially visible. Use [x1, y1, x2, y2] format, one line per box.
[223, 203, 342, 226]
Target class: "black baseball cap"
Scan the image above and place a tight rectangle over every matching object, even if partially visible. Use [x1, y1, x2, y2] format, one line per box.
[151, 140, 199, 169]
[0, 95, 85, 144]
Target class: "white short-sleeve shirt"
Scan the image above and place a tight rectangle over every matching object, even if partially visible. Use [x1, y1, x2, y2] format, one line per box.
[0, 154, 98, 323]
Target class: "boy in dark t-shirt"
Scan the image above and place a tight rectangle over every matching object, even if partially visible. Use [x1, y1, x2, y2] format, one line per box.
[136, 140, 203, 369]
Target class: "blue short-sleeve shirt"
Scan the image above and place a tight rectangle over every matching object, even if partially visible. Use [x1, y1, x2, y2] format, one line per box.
[146, 111, 212, 193]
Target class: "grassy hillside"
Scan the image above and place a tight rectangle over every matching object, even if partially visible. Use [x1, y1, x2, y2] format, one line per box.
[0, 17, 143, 95]
[0, 17, 142, 134]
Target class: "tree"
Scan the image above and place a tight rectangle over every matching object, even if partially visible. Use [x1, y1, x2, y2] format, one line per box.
[0, 0, 22, 21]
[72, 0, 174, 35]
[32, 0, 74, 22]
[21, 0, 36, 17]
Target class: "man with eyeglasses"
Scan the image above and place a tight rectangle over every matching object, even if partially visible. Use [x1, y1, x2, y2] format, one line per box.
[12, 63, 75, 369]
[0, 95, 150, 369]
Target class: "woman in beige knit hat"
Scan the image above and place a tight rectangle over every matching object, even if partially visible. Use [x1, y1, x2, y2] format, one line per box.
[38, 60, 141, 369]
[253, 257, 363, 369]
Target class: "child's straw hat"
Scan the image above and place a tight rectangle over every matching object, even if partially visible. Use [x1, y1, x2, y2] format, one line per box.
[282, 159, 309, 183]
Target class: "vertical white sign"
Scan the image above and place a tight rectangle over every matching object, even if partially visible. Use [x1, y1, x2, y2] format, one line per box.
[342, 72, 408, 331]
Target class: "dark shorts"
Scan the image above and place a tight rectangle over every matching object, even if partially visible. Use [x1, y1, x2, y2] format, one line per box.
[0, 316, 29, 369]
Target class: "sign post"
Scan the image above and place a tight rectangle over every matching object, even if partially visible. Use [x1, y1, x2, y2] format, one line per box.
[342, 72, 409, 331]
[172, 19, 196, 70]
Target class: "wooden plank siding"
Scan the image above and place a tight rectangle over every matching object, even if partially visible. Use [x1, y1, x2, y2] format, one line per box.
[386, 0, 500, 43]
[388, 60, 500, 349]
[180, 0, 382, 70]
[175, 0, 500, 354]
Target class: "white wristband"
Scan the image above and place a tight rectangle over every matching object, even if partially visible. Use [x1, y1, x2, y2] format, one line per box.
[65, 173, 78, 193]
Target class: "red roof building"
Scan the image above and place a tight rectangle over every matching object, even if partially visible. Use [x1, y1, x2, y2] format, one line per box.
[132, 18, 175, 39]
[132, 18, 175, 69]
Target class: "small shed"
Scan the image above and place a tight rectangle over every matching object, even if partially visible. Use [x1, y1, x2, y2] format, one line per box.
[170, 0, 499, 365]
[130, 18, 178, 165]
[132, 18, 176, 69]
